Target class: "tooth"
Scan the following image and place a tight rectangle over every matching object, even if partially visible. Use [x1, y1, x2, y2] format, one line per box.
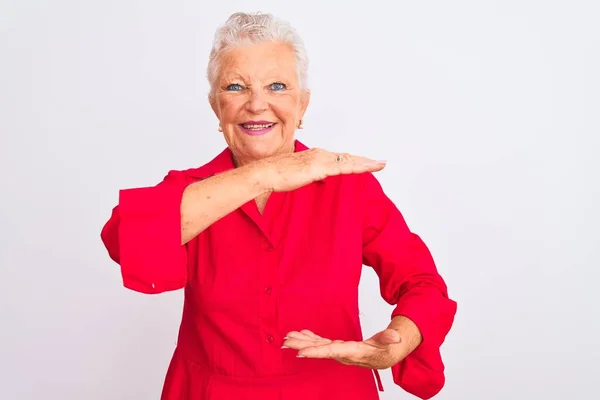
[242, 123, 274, 129]
[247, 124, 271, 129]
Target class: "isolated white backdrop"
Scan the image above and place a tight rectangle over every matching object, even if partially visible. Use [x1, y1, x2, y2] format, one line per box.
[1, 0, 598, 399]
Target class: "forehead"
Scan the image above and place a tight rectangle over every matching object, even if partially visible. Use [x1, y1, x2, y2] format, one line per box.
[219, 41, 298, 81]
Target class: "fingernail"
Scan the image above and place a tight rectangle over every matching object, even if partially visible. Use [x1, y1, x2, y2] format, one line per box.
[376, 160, 387, 164]
[281, 345, 289, 349]
[296, 355, 305, 358]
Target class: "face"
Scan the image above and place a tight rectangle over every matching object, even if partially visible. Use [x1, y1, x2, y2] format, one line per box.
[210, 41, 310, 165]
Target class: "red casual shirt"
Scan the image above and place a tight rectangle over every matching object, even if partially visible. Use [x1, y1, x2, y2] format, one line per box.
[100, 140, 457, 399]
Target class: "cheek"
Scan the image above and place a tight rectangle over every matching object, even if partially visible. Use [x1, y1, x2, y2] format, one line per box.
[273, 98, 301, 122]
[218, 99, 242, 121]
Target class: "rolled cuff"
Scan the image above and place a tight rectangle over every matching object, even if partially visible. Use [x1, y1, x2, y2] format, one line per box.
[117, 182, 188, 294]
[390, 292, 457, 399]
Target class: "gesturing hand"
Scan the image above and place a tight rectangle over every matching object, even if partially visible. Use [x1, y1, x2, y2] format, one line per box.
[258, 148, 386, 193]
[282, 328, 406, 370]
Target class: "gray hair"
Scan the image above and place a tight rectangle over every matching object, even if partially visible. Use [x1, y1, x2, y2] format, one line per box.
[207, 12, 309, 95]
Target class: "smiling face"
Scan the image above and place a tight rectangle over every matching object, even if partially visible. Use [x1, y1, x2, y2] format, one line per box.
[210, 41, 310, 165]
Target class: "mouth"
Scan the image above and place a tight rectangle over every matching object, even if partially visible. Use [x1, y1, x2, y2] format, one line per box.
[238, 121, 277, 136]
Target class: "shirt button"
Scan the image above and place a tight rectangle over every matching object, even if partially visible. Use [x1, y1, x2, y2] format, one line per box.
[265, 242, 274, 252]
[266, 335, 274, 343]
[264, 286, 272, 295]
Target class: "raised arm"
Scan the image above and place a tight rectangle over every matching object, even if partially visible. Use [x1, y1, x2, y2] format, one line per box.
[361, 173, 457, 400]
[100, 163, 270, 294]
[180, 164, 268, 244]
[101, 148, 386, 294]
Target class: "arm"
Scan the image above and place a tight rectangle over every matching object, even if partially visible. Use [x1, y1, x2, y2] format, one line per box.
[180, 164, 268, 244]
[100, 148, 385, 294]
[386, 315, 423, 359]
[361, 173, 457, 400]
[100, 164, 269, 294]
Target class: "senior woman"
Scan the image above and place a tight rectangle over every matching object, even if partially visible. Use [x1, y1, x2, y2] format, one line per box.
[101, 12, 456, 400]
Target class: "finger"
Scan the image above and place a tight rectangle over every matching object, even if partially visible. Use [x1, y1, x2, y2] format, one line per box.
[348, 156, 386, 172]
[329, 152, 347, 175]
[298, 340, 361, 360]
[283, 331, 331, 349]
[300, 329, 324, 340]
[285, 331, 315, 341]
[378, 329, 402, 345]
[368, 329, 402, 347]
[283, 337, 324, 350]
[322, 152, 386, 178]
[335, 155, 386, 175]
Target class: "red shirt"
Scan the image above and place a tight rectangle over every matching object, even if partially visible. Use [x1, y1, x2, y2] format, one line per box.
[100, 140, 457, 399]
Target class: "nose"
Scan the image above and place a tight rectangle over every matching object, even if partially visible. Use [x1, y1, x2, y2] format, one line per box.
[245, 89, 268, 114]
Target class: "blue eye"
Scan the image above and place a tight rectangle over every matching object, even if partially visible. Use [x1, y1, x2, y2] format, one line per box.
[226, 84, 243, 91]
[269, 82, 286, 91]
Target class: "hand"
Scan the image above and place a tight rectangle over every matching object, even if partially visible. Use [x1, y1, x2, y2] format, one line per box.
[256, 148, 386, 193]
[282, 328, 405, 370]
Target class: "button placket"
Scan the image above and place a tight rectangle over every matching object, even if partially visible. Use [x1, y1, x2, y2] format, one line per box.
[257, 235, 281, 374]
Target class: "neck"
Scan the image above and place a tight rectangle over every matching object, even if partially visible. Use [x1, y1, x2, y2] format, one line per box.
[232, 141, 296, 168]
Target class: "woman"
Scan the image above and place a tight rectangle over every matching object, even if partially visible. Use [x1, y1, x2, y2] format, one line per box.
[101, 12, 457, 400]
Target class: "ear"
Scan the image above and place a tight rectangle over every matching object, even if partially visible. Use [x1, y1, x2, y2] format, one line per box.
[299, 89, 311, 121]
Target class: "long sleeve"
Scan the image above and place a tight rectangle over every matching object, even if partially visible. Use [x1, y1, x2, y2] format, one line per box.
[361, 173, 457, 399]
[100, 170, 190, 294]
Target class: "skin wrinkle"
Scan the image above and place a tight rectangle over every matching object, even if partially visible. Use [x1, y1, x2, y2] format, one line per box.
[209, 41, 310, 213]
[210, 41, 310, 168]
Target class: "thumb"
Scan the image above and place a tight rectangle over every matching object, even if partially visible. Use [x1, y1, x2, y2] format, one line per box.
[372, 329, 402, 346]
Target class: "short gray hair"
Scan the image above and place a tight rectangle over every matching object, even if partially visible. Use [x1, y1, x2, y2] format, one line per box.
[207, 12, 309, 95]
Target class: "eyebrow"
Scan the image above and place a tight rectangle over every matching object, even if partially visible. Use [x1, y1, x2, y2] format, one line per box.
[221, 73, 246, 83]
[219, 71, 296, 87]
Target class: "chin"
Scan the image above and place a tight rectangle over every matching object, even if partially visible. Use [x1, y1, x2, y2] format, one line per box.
[245, 144, 280, 160]
[240, 136, 288, 156]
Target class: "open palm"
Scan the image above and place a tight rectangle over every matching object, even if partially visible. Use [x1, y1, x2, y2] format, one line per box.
[282, 328, 404, 370]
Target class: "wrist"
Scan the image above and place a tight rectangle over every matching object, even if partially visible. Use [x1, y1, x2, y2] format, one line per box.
[388, 316, 423, 352]
[245, 161, 275, 194]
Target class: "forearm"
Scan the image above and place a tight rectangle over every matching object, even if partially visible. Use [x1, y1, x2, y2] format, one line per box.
[388, 315, 423, 357]
[180, 163, 268, 244]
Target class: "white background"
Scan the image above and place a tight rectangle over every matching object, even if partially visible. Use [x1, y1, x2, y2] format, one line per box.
[1, 0, 598, 399]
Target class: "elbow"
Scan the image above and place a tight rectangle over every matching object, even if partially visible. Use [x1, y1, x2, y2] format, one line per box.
[99, 205, 188, 294]
[100, 171, 191, 293]
[112, 187, 189, 294]
[100, 206, 122, 264]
